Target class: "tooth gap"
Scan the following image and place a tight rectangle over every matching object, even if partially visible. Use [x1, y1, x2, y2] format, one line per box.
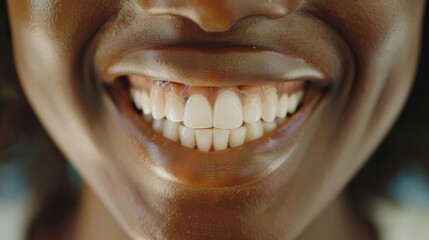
[127, 76, 307, 152]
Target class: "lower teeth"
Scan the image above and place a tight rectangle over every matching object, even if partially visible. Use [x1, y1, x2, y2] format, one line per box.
[129, 77, 305, 152]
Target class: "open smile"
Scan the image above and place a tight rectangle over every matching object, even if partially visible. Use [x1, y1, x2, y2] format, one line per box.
[105, 46, 330, 151]
[106, 44, 329, 153]
[103, 48, 331, 186]
[91, 13, 352, 187]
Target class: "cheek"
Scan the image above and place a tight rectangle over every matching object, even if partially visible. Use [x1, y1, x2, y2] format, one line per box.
[308, 0, 424, 65]
[284, 0, 425, 232]
[308, 0, 425, 158]
[7, 0, 118, 129]
[6, 0, 124, 179]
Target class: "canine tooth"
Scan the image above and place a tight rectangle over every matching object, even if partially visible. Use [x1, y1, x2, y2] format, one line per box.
[165, 92, 185, 122]
[163, 120, 180, 142]
[152, 119, 164, 133]
[213, 90, 243, 129]
[130, 88, 142, 110]
[184, 94, 213, 128]
[297, 90, 304, 103]
[141, 91, 151, 115]
[246, 121, 264, 142]
[213, 129, 230, 151]
[277, 94, 289, 118]
[243, 92, 262, 123]
[150, 86, 165, 120]
[263, 121, 277, 133]
[288, 93, 299, 114]
[196, 129, 213, 152]
[180, 126, 196, 149]
[262, 87, 279, 122]
[229, 127, 247, 148]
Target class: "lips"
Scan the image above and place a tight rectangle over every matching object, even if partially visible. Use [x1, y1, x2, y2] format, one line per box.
[88, 12, 352, 187]
[102, 48, 326, 86]
[105, 61, 333, 187]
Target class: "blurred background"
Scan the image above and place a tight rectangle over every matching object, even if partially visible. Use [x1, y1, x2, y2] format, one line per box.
[0, 2, 428, 240]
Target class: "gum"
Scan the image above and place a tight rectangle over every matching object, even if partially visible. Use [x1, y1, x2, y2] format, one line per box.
[128, 75, 305, 105]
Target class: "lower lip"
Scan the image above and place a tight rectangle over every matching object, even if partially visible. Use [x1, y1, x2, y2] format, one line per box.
[106, 78, 327, 187]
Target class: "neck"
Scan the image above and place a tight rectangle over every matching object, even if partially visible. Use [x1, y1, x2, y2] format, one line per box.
[65, 186, 375, 240]
[297, 195, 377, 240]
[64, 184, 130, 240]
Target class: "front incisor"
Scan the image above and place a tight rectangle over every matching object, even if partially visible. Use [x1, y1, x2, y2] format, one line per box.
[184, 94, 213, 128]
[213, 90, 243, 129]
[243, 92, 262, 123]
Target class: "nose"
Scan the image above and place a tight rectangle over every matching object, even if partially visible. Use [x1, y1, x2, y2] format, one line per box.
[138, 0, 299, 32]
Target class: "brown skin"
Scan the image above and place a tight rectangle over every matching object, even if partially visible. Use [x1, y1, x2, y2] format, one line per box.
[6, 0, 426, 239]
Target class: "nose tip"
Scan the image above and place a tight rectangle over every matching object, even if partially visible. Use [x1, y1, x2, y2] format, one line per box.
[139, 0, 299, 32]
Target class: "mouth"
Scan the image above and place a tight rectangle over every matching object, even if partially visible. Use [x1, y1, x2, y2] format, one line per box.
[100, 46, 331, 186]
[105, 47, 328, 152]
[92, 15, 350, 186]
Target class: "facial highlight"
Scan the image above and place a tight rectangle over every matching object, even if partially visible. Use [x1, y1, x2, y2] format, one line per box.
[6, 0, 426, 239]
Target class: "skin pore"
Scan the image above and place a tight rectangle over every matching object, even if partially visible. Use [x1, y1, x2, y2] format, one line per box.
[6, 0, 426, 239]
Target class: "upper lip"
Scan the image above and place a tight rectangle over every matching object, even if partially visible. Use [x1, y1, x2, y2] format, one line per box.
[93, 13, 349, 88]
[102, 47, 326, 87]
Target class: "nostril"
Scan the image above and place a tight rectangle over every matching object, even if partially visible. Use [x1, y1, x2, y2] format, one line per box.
[138, 0, 299, 32]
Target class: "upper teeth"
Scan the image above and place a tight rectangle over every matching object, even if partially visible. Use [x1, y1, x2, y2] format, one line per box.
[184, 94, 213, 129]
[165, 91, 185, 122]
[213, 90, 243, 129]
[130, 80, 304, 152]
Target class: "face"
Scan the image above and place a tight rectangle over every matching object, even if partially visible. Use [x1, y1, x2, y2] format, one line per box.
[7, 0, 425, 239]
